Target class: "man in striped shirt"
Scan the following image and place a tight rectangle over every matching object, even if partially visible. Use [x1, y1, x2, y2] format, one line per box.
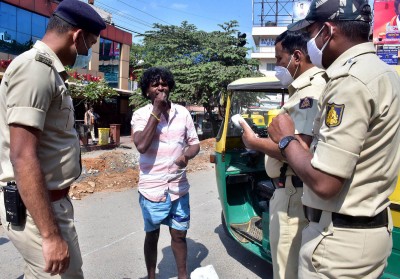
[131, 67, 200, 279]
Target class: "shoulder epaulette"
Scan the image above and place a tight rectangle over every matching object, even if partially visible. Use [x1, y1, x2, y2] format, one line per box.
[329, 58, 357, 79]
[35, 52, 53, 67]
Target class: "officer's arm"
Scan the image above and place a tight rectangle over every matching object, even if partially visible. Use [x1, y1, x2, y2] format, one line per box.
[268, 113, 344, 199]
[9, 124, 69, 275]
[282, 141, 344, 199]
[241, 122, 312, 161]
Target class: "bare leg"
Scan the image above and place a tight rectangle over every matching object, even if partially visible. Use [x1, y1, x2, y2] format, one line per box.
[170, 228, 188, 279]
[144, 229, 160, 279]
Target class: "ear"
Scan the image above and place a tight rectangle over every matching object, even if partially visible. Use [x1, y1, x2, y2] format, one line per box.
[322, 22, 334, 40]
[72, 29, 83, 43]
[293, 50, 302, 62]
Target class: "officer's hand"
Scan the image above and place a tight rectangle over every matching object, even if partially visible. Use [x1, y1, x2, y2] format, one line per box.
[240, 120, 258, 148]
[174, 155, 188, 168]
[153, 91, 169, 115]
[42, 234, 70, 275]
[268, 113, 295, 144]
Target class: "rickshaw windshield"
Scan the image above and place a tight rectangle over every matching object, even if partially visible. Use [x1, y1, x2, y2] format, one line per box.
[227, 91, 282, 138]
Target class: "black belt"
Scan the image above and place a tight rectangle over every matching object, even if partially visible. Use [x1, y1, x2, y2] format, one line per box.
[273, 176, 303, 188]
[49, 187, 70, 202]
[303, 206, 388, 229]
[291, 176, 303, 188]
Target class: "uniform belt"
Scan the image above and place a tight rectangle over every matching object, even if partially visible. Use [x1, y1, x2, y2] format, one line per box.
[291, 176, 303, 188]
[49, 187, 70, 202]
[273, 176, 303, 188]
[303, 206, 388, 229]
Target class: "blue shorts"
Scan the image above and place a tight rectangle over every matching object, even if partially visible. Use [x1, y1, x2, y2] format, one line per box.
[139, 192, 190, 232]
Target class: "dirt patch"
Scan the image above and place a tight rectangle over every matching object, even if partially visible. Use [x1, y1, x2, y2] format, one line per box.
[70, 138, 216, 200]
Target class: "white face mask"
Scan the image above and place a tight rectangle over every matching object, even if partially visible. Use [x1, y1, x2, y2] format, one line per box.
[307, 25, 332, 69]
[72, 35, 92, 69]
[275, 55, 299, 86]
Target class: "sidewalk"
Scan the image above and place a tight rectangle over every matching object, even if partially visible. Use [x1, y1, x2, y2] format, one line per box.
[81, 135, 135, 153]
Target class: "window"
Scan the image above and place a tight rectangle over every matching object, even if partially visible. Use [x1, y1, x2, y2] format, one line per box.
[99, 38, 121, 88]
[0, 2, 48, 55]
[266, 63, 275, 71]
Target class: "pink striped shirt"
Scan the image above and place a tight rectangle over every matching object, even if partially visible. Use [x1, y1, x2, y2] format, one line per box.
[131, 103, 200, 202]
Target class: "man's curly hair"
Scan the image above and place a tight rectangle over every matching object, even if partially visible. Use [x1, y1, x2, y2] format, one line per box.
[139, 67, 175, 99]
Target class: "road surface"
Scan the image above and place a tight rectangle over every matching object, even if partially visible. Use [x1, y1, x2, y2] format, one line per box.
[0, 169, 273, 279]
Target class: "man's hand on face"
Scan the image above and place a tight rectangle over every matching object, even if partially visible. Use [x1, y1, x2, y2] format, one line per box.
[268, 113, 296, 143]
[152, 91, 169, 115]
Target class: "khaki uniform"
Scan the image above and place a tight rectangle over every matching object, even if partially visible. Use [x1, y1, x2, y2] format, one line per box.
[0, 41, 83, 278]
[267, 67, 325, 279]
[300, 43, 400, 278]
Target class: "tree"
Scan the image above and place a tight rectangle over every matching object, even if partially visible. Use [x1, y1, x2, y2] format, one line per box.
[129, 20, 261, 135]
[67, 69, 118, 107]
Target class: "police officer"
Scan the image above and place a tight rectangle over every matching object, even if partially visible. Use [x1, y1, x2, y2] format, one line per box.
[240, 31, 326, 279]
[268, 0, 400, 278]
[0, 0, 106, 278]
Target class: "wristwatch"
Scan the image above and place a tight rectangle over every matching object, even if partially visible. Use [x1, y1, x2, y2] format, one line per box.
[278, 135, 299, 157]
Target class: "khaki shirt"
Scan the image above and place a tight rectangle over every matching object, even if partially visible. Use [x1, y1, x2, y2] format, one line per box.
[0, 40, 81, 190]
[305, 43, 400, 216]
[265, 67, 326, 178]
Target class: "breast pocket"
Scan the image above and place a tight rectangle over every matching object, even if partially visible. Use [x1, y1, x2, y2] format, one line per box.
[57, 90, 75, 131]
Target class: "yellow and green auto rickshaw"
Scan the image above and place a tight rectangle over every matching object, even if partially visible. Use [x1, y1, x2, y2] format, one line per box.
[212, 76, 400, 278]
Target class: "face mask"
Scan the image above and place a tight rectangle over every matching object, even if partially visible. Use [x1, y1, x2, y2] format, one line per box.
[307, 25, 332, 69]
[275, 55, 299, 86]
[72, 35, 92, 69]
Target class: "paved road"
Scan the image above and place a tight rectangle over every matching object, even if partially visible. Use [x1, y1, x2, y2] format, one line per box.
[0, 169, 273, 279]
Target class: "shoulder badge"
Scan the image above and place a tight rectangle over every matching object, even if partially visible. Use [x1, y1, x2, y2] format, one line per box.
[299, 97, 313, 109]
[325, 103, 345, 128]
[35, 52, 53, 67]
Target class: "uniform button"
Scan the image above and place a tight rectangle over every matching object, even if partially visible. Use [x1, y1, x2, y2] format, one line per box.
[347, 58, 353, 64]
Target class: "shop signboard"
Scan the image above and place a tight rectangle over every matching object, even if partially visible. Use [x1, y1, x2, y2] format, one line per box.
[376, 46, 399, 65]
[373, 0, 400, 44]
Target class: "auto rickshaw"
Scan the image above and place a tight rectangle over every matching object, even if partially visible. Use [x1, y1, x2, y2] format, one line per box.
[212, 76, 400, 278]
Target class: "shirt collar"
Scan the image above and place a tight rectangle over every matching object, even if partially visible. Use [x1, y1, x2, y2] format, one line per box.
[288, 66, 325, 95]
[325, 42, 376, 77]
[33, 40, 65, 74]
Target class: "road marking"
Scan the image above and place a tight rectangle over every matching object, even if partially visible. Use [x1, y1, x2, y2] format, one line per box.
[82, 230, 141, 257]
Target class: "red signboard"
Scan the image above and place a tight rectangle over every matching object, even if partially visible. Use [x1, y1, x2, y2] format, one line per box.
[373, 0, 400, 44]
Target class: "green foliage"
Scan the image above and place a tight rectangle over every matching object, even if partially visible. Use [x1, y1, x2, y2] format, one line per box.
[66, 69, 118, 105]
[129, 20, 261, 113]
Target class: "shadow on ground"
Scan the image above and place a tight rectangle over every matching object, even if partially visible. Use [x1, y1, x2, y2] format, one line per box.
[138, 238, 208, 279]
[214, 224, 273, 278]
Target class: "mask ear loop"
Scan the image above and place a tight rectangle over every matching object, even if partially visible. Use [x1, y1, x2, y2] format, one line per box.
[81, 33, 89, 51]
[291, 51, 301, 79]
[320, 26, 333, 52]
[286, 54, 293, 69]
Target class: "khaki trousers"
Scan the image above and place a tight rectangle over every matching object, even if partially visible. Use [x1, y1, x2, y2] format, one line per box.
[299, 208, 393, 279]
[0, 191, 84, 279]
[269, 177, 308, 279]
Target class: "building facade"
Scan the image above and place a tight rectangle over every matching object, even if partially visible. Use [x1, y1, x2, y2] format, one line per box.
[0, 0, 134, 136]
[251, 0, 311, 76]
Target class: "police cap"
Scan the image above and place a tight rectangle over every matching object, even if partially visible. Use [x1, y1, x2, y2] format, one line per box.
[54, 0, 106, 36]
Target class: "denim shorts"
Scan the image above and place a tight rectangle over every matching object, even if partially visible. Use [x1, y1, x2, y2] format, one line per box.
[139, 192, 190, 232]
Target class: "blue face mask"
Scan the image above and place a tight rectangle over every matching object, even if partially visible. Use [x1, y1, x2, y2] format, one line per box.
[72, 35, 92, 69]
